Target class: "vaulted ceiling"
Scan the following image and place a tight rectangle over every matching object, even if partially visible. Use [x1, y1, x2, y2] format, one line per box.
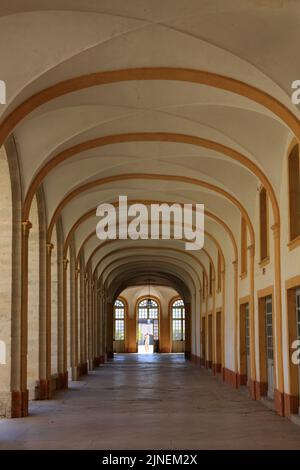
[1, 0, 299, 295]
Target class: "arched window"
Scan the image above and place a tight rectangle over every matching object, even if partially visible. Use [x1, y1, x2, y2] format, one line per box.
[138, 299, 159, 340]
[172, 299, 185, 341]
[113, 299, 125, 341]
[259, 187, 268, 261]
[288, 144, 300, 241]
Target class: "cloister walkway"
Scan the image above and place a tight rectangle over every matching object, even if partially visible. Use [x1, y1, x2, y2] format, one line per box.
[0, 354, 300, 450]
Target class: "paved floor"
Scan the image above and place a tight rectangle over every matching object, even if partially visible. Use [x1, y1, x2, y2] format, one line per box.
[1, 354, 300, 449]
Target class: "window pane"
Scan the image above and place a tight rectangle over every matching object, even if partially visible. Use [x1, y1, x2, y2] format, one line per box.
[114, 319, 124, 340]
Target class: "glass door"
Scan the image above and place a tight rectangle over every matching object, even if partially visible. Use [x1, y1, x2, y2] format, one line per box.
[137, 299, 159, 353]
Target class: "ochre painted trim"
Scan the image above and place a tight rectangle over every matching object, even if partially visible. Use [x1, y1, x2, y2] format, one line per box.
[285, 275, 300, 290]
[257, 285, 274, 299]
[259, 256, 270, 268]
[287, 235, 300, 251]
[23, 132, 279, 228]
[239, 295, 250, 305]
[46, 173, 255, 246]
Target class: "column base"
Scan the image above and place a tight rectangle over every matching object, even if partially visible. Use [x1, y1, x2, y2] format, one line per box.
[94, 356, 104, 367]
[274, 389, 285, 416]
[237, 373, 248, 387]
[205, 360, 212, 369]
[78, 362, 88, 376]
[212, 363, 222, 374]
[11, 389, 29, 418]
[200, 357, 206, 366]
[255, 380, 268, 400]
[284, 393, 299, 417]
[249, 379, 257, 399]
[191, 354, 201, 365]
[222, 367, 239, 388]
[57, 371, 68, 390]
[36, 379, 52, 400]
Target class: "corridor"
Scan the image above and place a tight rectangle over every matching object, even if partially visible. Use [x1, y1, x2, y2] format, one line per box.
[2, 2, 300, 452]
[1, 355, 300, 450]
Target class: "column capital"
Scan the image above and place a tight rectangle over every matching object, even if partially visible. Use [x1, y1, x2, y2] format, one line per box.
[46, 242, 54, 255]
[271, 223, 280, 239]
[75, 268, 80, 279]
[22, 220, 32, 237]
[247, 244, 255, 257]
[63, 258, 69, 270]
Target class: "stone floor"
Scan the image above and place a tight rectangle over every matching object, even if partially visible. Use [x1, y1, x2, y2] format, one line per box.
[1, 354, 300, 449]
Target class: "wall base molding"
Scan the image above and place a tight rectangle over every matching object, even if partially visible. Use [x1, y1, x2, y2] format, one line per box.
[191, 354, 201, 365]
[274, 389, 285, 416]
[222, 368, 238, 388]
[284, 393, 299, 417]
[0, 391, 12, 418]
[212, 363, 222, 374]
[183, 361, 298, 420]
[237, 374, 247, 387]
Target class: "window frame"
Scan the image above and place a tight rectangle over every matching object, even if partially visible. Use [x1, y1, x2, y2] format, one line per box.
[113, 298, 126, 341]
[171, 298, 185, 342]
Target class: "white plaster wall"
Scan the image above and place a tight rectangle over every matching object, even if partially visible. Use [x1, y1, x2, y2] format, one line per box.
[0, 147, 12, 402]
[280, 136, 300, 393]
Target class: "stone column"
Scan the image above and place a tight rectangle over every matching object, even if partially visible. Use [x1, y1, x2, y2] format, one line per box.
[14, 220, 32, 417]
[61, 258, 69, 388]
[91, 279, 96, 366]
[212, 274, 217, 374]
[70, 247, 79, 380]
[56, 225, 66, 389]
[79, 263, 87, 375]
[233, 259, 239, 385]
[37, 242, 53, 399]
[87, 272, 93, 370]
